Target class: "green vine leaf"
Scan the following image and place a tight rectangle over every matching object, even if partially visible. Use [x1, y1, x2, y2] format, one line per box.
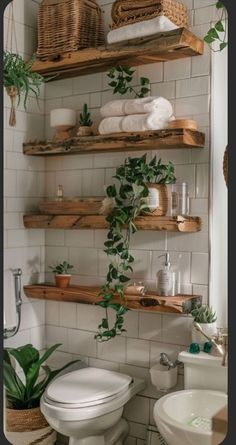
[107, 65, 150, 98]
[215, 20, 224, 32]
[216, 1, 224, 8]
[95, 155, 176, 342]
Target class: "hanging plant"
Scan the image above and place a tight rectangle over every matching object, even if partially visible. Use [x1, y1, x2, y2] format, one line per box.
[204, 1, 227, 52]
[107, 65, 150, 98]
[4, 51, 49, 126]
[95, 155, 176, 342]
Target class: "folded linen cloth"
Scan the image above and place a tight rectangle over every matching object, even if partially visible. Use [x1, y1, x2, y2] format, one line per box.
[100, 97, 173, 118]
[99, 113, 172, 135]
[107, 15, 178, 44]
[111, 0, 188, 29]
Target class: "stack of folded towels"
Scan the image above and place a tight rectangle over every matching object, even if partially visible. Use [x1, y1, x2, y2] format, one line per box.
[107, 0, 188, 45]
[99, 96, 174, 135]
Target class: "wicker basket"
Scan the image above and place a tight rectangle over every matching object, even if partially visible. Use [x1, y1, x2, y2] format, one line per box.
[110, 0, 188, 30]
[6, 407, 49, 432]
[36, 0, 105, 60]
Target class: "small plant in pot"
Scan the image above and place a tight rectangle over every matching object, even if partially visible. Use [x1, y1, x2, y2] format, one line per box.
[191, 304, 217, 349]
[4, 343, 79, 444]
[77, 103, 93, 136]
[49, 261, 74, 288]
[96, 154, 176, 342]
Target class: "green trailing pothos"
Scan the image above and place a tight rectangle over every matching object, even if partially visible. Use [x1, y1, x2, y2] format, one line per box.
[204, 1, 227, 52]
[107, 65, 150, 98]
[95, 155, 176, 342]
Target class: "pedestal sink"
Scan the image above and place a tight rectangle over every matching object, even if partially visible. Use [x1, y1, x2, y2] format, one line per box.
[153, 390, 227, 445]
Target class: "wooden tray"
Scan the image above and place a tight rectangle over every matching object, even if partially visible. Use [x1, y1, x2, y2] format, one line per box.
[39, 197, 104, 215]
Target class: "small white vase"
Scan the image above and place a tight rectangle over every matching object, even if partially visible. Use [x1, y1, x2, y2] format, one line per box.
[191, 321, 217, 349]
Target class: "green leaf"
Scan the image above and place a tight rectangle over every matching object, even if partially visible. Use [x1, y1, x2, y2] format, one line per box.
[215, 20, 224, 32]
[38, 344, 61, 366]
[208, 28, 219, 39]
[7, 344, 39, 377]
[119, 275, 130, 283]
[204, 35, 216, 44]
[140, 77, 150, 85]
[216, 1, 224, 8]
[220, 42, 228, 51]
[107, 185, 117, 198]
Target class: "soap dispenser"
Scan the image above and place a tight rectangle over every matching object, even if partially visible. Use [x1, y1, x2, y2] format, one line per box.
[157, 253, 176, 296]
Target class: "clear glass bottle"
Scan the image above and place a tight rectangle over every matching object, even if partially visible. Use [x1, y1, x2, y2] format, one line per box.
[171, 182, 189, 216]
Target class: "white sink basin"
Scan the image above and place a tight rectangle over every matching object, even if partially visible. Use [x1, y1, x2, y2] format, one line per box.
[153, 389, 227, 445]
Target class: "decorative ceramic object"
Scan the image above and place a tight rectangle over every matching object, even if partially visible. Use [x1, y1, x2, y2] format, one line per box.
[191, 321, 217, 350]
[55, 274, 71, 288]
[50, 108, 76, 140]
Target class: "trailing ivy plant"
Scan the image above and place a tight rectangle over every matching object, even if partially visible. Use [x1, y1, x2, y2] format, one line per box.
[107, 65, 150, 98]
[95, 155, 176, 342]
[204, 1, 227, 52]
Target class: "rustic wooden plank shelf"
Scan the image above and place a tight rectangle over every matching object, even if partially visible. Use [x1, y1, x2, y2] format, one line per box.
[23, 214, 201, 232]
[23, 129, 205, 156]
[24, 284, 202, 315]
[32, 28, 204, 80]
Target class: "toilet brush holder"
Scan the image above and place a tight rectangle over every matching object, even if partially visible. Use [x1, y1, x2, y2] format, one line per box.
[150, 363, 178, 391]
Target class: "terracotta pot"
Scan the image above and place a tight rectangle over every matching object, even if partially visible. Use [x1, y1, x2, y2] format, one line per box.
[146, 183, 169, 216]
[55, 274, 71, 288]
[191, 321, 217, 350]
[77, 126, 93, 137]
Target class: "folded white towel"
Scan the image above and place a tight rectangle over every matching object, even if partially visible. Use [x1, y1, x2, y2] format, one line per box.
[99, 113, 171, 135]
[100, 97, 173, 118]
[107, 15, 178, 45]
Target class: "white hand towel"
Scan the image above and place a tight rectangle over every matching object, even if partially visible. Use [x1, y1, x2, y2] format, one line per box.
[100, 96, 173, 118]
[99, 112, 170, 135]
[4, 270, 17, 329]
[107, 15, 178, 45]
[99, 116, 124, 134]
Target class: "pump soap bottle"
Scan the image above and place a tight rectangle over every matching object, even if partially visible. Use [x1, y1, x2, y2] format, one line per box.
[157, 253, 176, 296]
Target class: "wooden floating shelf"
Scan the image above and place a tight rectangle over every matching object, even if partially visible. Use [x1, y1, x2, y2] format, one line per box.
[23, 129, 205, 156]
[32, 28, 204, 80]
[24, 284, 202, 315]
[23, 214, 202, 232]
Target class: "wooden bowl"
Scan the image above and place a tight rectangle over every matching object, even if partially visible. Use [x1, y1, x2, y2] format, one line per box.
[168, 119, 198, 131]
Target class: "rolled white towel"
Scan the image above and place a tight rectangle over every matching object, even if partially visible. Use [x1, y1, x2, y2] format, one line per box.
[99, 112, 171, 135]
[107, 16, 178, 45]
[100, 96, 173, 118]
[99, 116, 124, 134]
[122, 113, 170, 132]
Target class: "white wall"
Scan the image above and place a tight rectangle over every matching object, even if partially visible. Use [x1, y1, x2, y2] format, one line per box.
[4, 0, 46, 350]
[43, 1, 213, 443]
[3, 1, 228, 444]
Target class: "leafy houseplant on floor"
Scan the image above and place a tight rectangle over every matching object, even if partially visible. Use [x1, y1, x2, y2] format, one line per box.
[77, 103, 93, 136]
[49, 261, 74, 288]
[4, 52, 48, 127]
[4, 343, 79, 445]
[95, 154, 176, 342]
[191, 305, 217, 349]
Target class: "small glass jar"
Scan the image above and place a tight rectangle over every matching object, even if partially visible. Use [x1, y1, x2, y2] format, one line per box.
[171, 182, 189, 216]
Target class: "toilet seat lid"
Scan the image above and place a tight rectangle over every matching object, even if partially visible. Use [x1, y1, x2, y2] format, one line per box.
[45, 367, 132, 405]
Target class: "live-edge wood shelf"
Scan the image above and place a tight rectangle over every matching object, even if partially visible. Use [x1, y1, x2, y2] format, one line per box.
[23, 214, 201, 232]
[23, 129, 205, 156]
[32, 28, 204, 80]
[24, 284, 202, 315]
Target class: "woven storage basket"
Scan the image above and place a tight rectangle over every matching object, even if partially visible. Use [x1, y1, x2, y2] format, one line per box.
[110, 0, 188, 30]
[37, 0, 105, 60]
[6, 407, 49, 432]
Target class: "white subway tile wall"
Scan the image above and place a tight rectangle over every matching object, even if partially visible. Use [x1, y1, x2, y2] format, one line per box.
[4, 0, 46, 353]
[3, 0, 216, 443]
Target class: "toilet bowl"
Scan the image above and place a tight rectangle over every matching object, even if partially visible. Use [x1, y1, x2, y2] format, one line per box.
[40, 367, 145, 445]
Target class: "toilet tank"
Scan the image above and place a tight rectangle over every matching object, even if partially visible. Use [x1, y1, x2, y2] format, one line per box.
[179, 351, 227, 393]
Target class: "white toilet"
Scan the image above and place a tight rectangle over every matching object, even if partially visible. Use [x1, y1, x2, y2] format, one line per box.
[40, 367, 145, 445]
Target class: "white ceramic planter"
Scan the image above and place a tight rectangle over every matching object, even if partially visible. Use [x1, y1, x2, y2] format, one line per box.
[150, 363, 178, 391]
[191, 321, 217, 349]
[50, 108, 76, 140]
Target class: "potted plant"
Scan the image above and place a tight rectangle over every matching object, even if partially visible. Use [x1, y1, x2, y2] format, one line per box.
[191, 305, 217, 349]
[96, 154, 176, 342]
[49, 261, 74, 288]
[4, 52, 48, 127]
[77, 103, 93, 136]
[4, 343, 79, 445]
